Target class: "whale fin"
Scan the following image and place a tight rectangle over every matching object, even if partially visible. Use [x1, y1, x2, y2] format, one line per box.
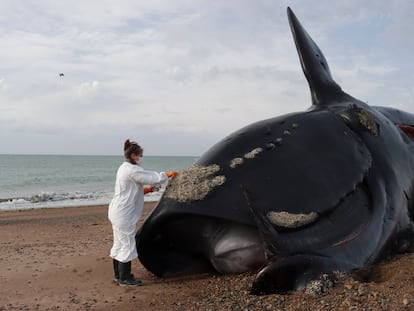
[287, 7, 353, 106]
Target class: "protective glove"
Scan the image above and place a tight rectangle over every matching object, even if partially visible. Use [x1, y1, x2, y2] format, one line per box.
[143, 186, 155, 194]
[166, 171, 178, 178]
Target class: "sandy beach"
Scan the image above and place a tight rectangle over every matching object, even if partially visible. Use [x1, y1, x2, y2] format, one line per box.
[1, 203, 413, 310]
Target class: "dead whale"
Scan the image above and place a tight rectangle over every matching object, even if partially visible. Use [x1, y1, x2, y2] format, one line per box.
[136, 7, 414, 294]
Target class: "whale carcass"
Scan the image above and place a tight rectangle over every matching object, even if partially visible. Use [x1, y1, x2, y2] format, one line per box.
[136, 7, 414, 294]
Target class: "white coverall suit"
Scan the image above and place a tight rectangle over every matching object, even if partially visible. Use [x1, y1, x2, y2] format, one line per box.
[108, 161, 167, 263]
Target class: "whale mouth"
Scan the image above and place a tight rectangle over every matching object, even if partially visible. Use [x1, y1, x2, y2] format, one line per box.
[137, 215, 214, 277]
[138, 179, 373, 278]
[243, 172, 374, 259]
[137, 215, 265, 277]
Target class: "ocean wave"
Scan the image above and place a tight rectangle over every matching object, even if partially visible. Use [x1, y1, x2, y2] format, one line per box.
[0, 190, 162, 211]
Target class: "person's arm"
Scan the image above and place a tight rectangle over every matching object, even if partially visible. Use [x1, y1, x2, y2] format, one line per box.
[132, 170, 167, 185]
[131, 167, 177, 186]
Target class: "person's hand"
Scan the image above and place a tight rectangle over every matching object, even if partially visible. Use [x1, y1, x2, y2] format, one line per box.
[166, 171, 178, 178]
[143, 186, 154, 194]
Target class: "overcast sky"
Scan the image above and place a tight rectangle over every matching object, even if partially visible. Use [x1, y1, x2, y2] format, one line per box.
[1, 0, 413, 156]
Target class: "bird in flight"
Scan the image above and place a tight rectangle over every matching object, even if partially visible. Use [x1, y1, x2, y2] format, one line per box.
[59, 73, 64, 77]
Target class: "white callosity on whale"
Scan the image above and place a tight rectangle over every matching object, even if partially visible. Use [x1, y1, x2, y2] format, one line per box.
[163, 164, 226, 203]
[267, 211, 319, 229]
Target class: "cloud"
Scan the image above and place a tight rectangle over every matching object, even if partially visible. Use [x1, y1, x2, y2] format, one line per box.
[0, 1, 413, 155]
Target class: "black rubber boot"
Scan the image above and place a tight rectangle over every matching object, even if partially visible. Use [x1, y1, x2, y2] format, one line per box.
[112, 259, 120, 282]
[118, 261, 142, 286]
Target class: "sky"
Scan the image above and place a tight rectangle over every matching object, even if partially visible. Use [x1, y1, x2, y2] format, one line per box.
[0, 0, 413, 156]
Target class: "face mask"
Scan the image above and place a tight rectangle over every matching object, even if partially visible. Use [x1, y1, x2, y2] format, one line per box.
[137, 157, 144, 166]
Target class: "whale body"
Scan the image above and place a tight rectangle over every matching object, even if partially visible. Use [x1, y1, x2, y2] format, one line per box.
[136, 7, 414, 294]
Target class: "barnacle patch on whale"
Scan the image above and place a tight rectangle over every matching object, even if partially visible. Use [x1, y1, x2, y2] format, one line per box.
[230, 157, 244, 169]
[230, 147, 264, 169]
[274, 138, 283, 145]
[244, 147, 264, 159]
[163, 164, 226, 202]
[267, 211, 319, 228]
[358, 109, 379, 136]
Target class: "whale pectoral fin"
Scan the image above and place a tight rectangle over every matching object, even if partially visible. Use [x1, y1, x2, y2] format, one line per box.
[250, 254, 351, 295]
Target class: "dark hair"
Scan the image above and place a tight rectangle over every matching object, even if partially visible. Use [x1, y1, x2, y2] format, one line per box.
[124, 139, 143, 163]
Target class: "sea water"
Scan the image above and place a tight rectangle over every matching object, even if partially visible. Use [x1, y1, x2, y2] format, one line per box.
[0, 154, 198, 211]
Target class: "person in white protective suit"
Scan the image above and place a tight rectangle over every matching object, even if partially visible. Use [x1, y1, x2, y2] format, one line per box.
[108, 139, 177, 286]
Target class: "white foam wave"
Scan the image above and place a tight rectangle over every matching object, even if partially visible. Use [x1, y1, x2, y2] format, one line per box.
[0, 190, 163, 212]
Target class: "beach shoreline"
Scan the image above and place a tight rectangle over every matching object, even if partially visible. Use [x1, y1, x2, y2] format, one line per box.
[1, 203, 413, 310]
